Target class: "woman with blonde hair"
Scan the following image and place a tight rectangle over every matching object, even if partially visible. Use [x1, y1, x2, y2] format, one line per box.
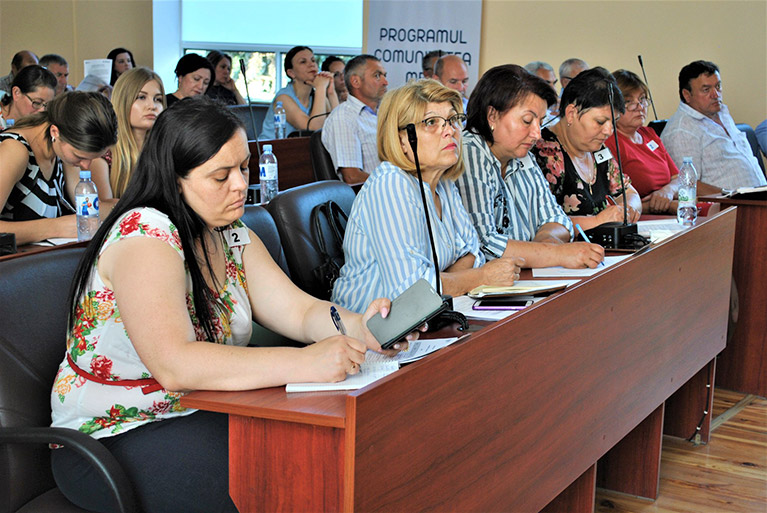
[87, 67, 165, 202]
[331, 79, 521, 313]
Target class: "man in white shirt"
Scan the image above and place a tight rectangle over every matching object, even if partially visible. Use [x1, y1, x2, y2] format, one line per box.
[434, 55, 469, 113]
[661, 60, 765, 192]
[321, 55, 388, 184]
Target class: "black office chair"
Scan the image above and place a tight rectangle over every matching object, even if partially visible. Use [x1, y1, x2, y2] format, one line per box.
[240, 204, 290, 277]
[648, 119, 668, 136]
[0, 248, 136, 513]
[736, 123, 766, 176]
[310, 130, 339, 182]
[266, 181, 355, 300]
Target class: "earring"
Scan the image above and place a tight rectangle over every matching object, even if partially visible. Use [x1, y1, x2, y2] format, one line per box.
[567, 122, 572, 128]
[490, 125, 495, 132]
[51, 136, 56, 143]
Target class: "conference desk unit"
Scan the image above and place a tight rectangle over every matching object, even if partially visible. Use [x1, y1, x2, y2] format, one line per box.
[182, 208, 736, 513]
[704, 194, 767, 396]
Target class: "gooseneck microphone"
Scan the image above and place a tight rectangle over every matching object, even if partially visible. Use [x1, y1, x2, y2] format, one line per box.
[305, 112, 330, 132]
[239, 58, 261, 157]
[607, 83, 629, 226]
[637, 55, 659, 120]
[405, 123, 442, 296]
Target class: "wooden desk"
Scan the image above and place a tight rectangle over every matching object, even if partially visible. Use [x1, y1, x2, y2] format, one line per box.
[248, 138, 315, 192]
[0, 240, 86, 262]
[182, 209, 735, 513]
[704, 194, 767, 395]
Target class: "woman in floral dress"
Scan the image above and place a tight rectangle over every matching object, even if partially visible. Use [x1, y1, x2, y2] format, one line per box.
[530, 67, 642, 231]
[50, 97, 407, 513]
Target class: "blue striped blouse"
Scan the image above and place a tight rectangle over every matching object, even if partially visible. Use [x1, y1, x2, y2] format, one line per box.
[331, 161, 484, 313]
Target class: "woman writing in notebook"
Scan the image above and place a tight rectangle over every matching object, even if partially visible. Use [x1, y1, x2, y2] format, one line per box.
[50, 97, 410, 513]
[531, 68, 642, 230]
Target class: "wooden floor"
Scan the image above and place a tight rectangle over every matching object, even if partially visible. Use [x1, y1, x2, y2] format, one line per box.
[595, 388, 767, 513]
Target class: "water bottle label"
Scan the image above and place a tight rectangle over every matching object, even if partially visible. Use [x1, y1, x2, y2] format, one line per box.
[678, 187, 696, 207]
[259, 163, 277, 180]
[75, 193, 99, 216]
[274, 113, 286, 125]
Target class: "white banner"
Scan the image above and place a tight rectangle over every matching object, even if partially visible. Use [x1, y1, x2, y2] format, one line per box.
[365, 0, 482, 93]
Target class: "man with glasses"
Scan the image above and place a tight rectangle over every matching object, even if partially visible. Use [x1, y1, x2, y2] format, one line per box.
[662, 60, 765, 191]
[322, 54, 388, 183]
[434, 55, 471, 114]
[0, 50, 39, 97]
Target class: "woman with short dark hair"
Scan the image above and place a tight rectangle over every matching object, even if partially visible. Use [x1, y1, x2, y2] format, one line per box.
[458, 64, 604, 269]
[531, 67, 642, 230]
[166, 53, 213, 107]
[259, 45, 338, 139]
[50, 97, 406, 513]
[0, 91, 117, 244]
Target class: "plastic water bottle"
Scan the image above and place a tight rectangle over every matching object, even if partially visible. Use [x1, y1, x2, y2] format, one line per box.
[677, 157, 697, 226]
[259, 145, 279, 203]
[75, 170, 100, 241]
[274, 101, 287, 139]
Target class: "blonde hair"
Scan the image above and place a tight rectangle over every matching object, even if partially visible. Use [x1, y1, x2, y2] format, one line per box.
[109, 67, 166, 198]
[377, 79, 464, 181]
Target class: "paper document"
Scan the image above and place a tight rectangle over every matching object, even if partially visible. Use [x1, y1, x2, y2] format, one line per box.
[285, 337, 458, 392]
[637, 219, 687, 243]
[31, 237, 78, 246]
[83, 59, 112, 85]
[532, 255, 631, 278]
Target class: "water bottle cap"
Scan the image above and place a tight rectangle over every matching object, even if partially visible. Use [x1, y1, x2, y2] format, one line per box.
[263, 144, 272, 152]
[683, 157, 693, 164]
[276, 101, 283, 108]
[79, 170, 91, 179]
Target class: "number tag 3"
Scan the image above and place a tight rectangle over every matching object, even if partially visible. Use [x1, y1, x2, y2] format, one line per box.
[223, 227, 250, 247]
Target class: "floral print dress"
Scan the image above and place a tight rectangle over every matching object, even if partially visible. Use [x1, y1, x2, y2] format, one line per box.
[50, 207, 253, 439]
[532, 127, 630, 216]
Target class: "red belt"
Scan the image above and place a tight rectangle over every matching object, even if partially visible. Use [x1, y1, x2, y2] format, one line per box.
[66, 353, 164, 395]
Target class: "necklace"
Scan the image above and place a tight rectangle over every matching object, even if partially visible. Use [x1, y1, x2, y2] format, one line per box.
[571, 152, 596, 195]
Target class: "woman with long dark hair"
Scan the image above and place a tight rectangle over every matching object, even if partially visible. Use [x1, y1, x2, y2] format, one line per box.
[50, 97, 405, 513]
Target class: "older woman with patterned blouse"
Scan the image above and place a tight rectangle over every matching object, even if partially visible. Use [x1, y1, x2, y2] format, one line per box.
[531, 67, 642, 231]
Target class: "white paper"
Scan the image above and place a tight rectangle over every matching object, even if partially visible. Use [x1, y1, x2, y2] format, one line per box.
[637, 219, 687, 243]
[532, 255, 631, 278]
[83, 59, 112, 86]
[31, 237, 78, 246]
[285, 338, 458, 392]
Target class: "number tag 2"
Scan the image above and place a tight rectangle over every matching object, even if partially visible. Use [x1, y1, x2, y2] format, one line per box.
[223, 227, 250, 247]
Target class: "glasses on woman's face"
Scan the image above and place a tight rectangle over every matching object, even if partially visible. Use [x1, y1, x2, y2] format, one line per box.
[625, 97, 649, 112]
[418, 113, 467, 133]
[24, 93, 48, 110]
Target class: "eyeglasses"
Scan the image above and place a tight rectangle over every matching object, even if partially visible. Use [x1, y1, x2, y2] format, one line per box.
[625, 97, 650, 112]
[24, 93, 48, 110]
[416, 114, 467, 133]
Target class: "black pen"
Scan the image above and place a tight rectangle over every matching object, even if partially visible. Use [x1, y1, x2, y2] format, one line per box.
[330, 306, 347, 335]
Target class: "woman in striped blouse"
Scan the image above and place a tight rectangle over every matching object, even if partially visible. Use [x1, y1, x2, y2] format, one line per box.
[332, 80, 521, 313]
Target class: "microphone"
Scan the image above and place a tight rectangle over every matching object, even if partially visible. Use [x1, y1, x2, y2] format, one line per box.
[637, 55, 659, 120]
[607, 82, 629, 226]
[305, 112, 330, 132]
[405, 123, 442, 296]
[239, 58, 261, 157]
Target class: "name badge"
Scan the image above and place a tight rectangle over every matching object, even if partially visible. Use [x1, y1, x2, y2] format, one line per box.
[224, 226, 250, 247]
[646, 140, 659, 151]
[519, 154, 535, 170]
[594, 148, 613, 163]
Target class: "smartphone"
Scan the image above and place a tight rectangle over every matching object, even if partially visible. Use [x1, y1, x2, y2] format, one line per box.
[366, 279, 447, 350]
[472, 298, 533, 310]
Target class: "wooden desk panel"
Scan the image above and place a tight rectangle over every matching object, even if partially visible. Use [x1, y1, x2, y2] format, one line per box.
[247, 138, 315, 192]
[704, 196, 767, 396]
[182, 209, 736, 513]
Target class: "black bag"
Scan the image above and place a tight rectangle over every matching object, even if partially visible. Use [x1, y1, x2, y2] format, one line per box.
[310, 200, 348, 299]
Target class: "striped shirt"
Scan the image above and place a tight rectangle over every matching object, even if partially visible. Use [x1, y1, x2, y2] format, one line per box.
[457, 131, 572, 260]
[0, 132, 74, 221]
[321, 94, 379, 178]
[331, 161, 484, 313]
